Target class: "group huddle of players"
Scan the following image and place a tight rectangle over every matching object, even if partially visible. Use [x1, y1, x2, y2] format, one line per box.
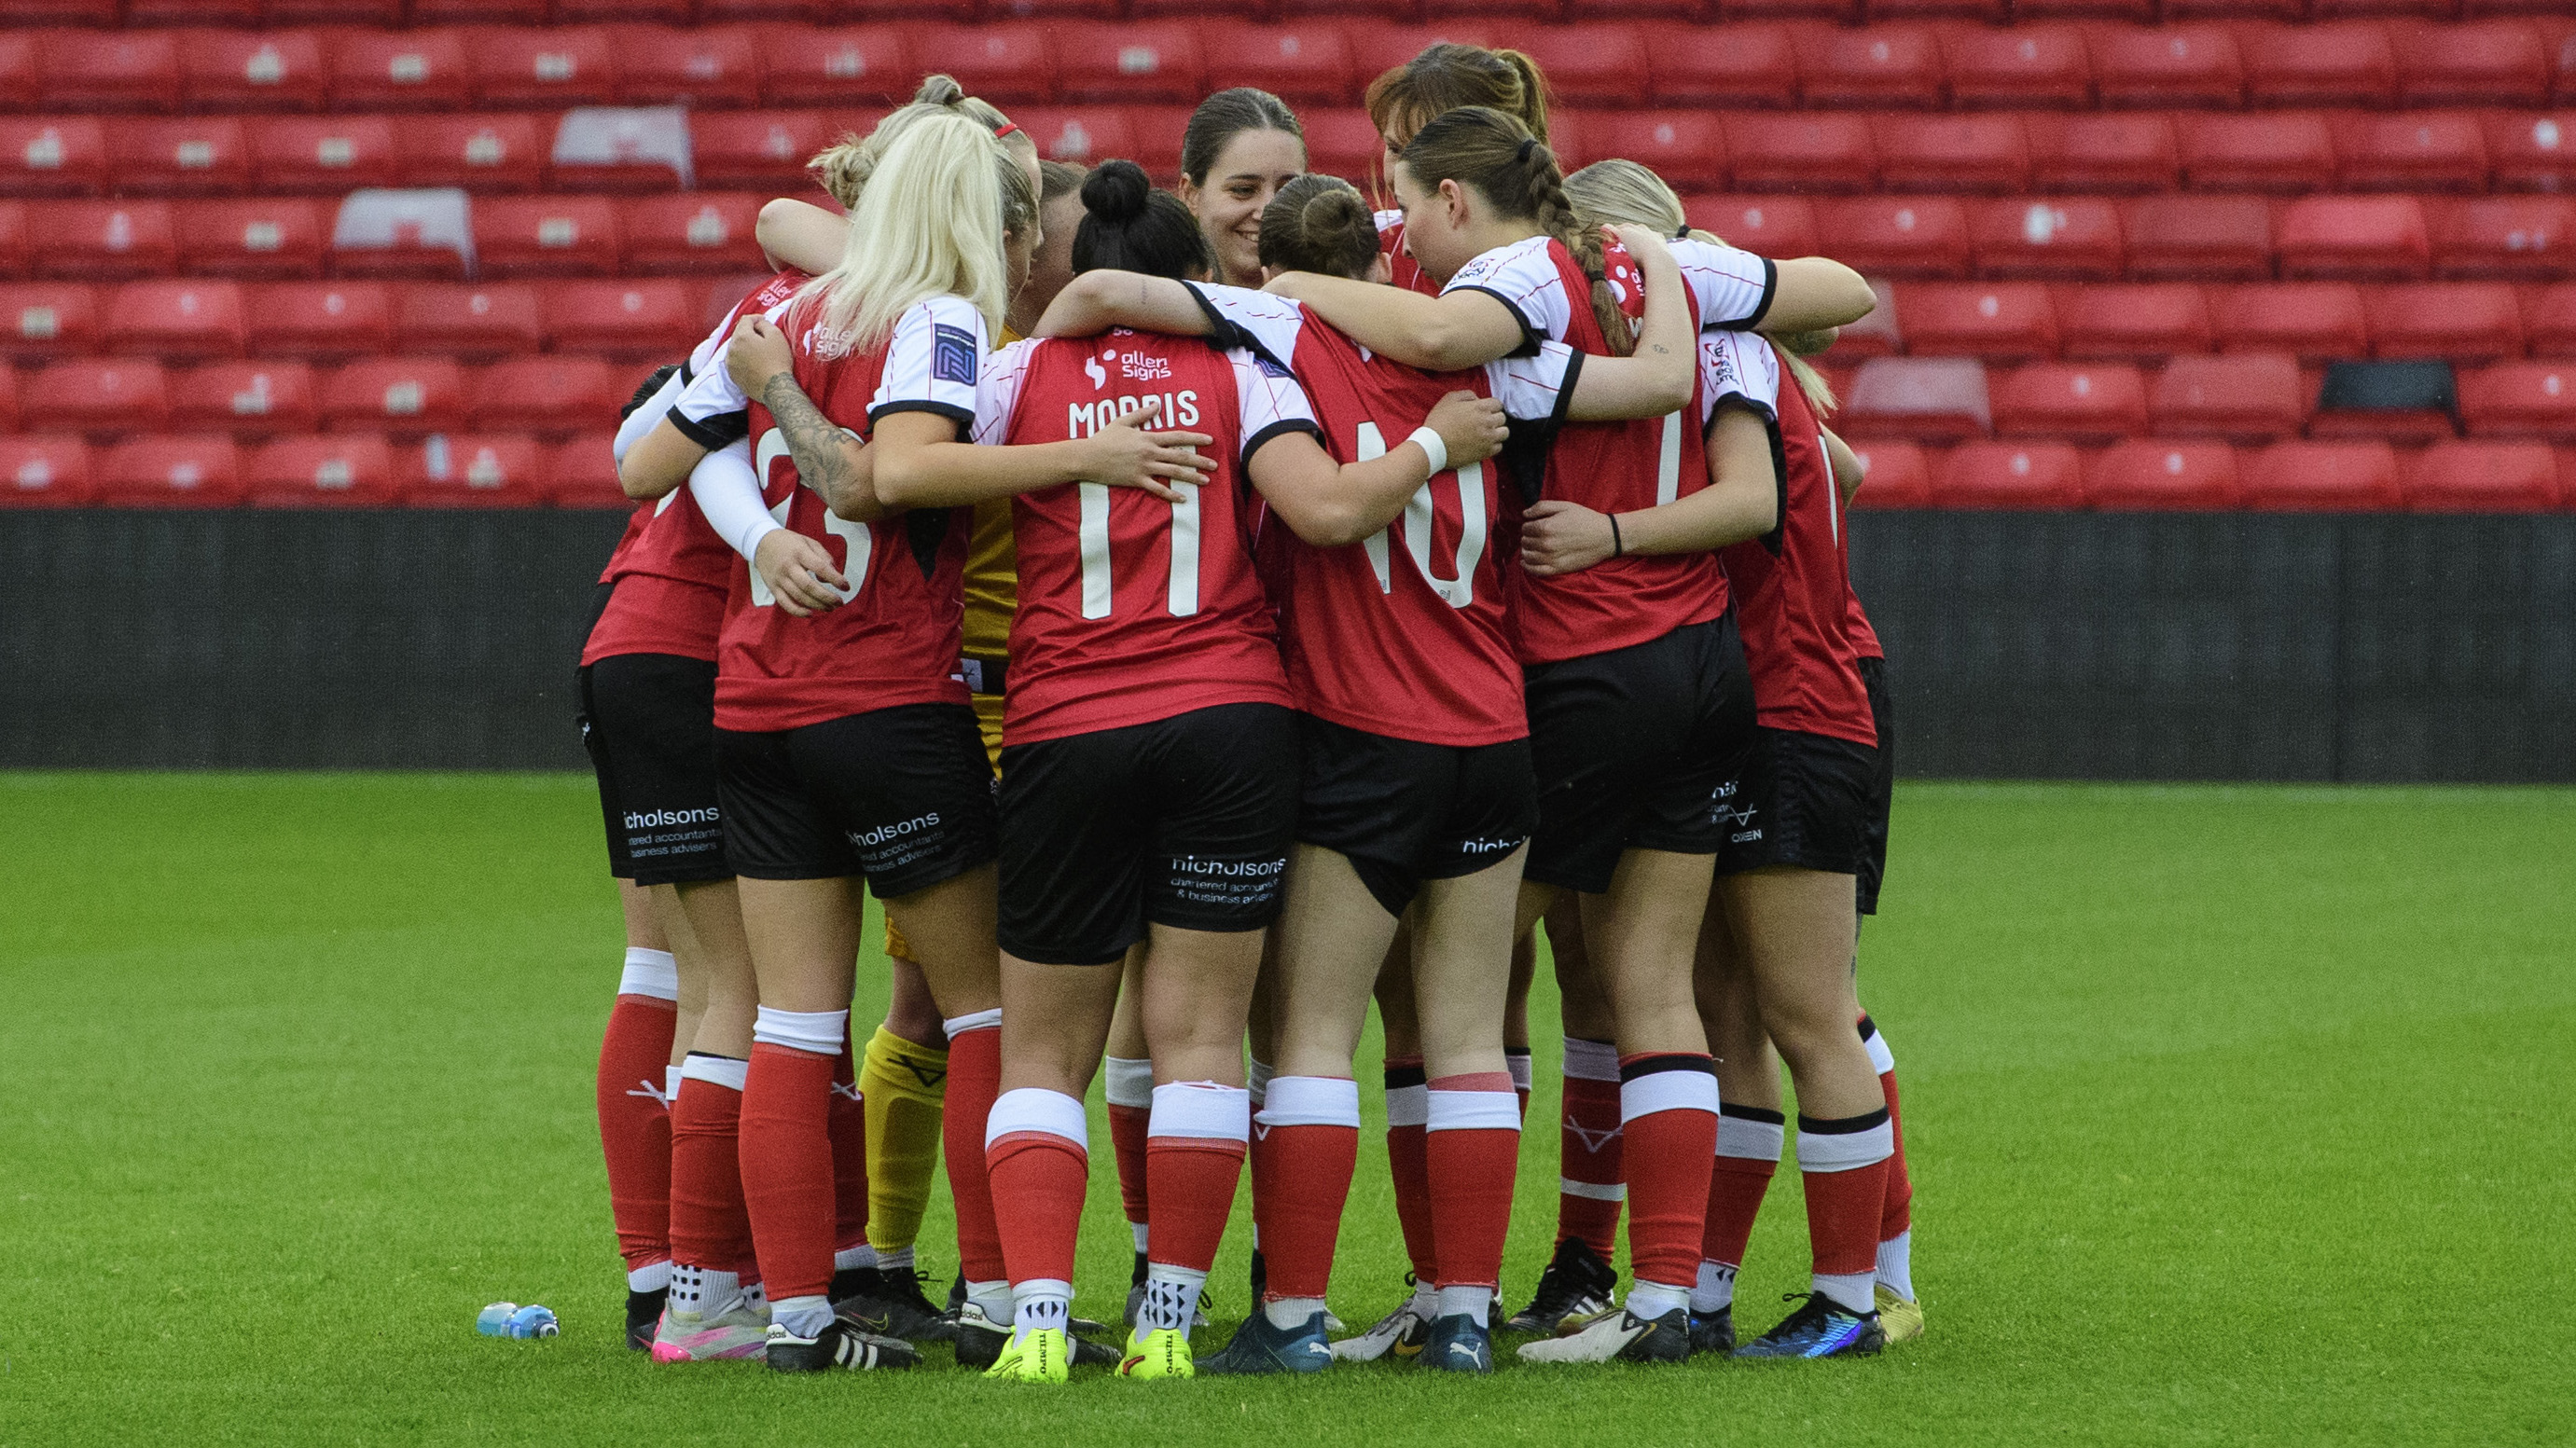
[577, 39, 1918, 1382]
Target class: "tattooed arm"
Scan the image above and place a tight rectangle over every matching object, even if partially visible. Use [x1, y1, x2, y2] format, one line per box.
[723, 314, 884, 522]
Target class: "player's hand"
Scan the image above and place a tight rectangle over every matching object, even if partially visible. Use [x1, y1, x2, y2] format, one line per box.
[1082, 397, 1216, 503]
[1423, 390, 1509, 469]
[1609, 223, 1673, 266]
[1519, 500, 1618, 577]
[725, 314, 796, 400]
[753, 528, 847, 616]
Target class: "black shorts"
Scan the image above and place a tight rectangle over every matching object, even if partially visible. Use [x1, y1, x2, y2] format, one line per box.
[1713, 726, 1879, 881]
[579, 651, 731, 887]
[1856, 655, 1894, 915]
[998, 702, 1299, 966]
[1523, 614, 1758, 895]
[1296, 714, 1536, 917]
[716, 703, 999, 895]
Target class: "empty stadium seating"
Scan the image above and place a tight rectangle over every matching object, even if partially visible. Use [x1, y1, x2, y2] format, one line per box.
[2, 7, 2570, 512]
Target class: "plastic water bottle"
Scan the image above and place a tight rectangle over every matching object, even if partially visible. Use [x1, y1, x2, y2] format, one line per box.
[476, 1303, 519, 1337]
[476, 1303, 561, 1339]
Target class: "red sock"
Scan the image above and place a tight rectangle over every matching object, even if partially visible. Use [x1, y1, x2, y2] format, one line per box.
[1145, 1083, 1250, 1275]
[1879, 1069, 1914, 1241]
[944, 1018, 1005, 1283]
[1704, 1105, 1785, 1270]
[1384, 1058, 1436, 1282]
[1425, 1074, 1518, 1290]
[1558, 1038, 1624, 1260]
[669, 1060, 756, 1276]
[740, 1043, 837, 1303]
[985, 1088, 1088, 1287]
[1797, 1110, 1895, 1280]
[829, 1038, 867, 1257]
[1108, 1103, 1150, 1236]
[1618, 1054, 1719, 1289]
[597, 995, 676, 1276]
[1252, 1076, 1360, 1301]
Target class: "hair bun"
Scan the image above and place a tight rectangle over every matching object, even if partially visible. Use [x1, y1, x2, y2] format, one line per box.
[1081, 159, 1154, 224]
[912, 74, 964, 107]
[1303, 186, 1366, 241]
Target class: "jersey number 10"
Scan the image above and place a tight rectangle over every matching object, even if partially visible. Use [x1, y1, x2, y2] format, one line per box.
[1354, 421, 1487, 609]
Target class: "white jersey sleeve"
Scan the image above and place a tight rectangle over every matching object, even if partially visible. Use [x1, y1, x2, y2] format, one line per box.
[614, 364, 688, 463]
[970, 338, 1041, 446]
[1186, 283, 1308, 374]
[1483, 339, 1583, 426]
[686, 437, 774, 561]
[1698, 330, 1781, 430]
[1672, 237, 1778, 332]
[1440, 235, 1571, 352]
[1232, 347, 1323, 472]
[872, 294, 988, 427]
[663, 290, 796, 450]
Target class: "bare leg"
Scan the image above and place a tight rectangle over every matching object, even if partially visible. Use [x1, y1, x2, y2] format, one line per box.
[673, 877, 758, 1058]
[1582, 849, 1719, 1058]
[1718, 869, 1873, 1119]
[1409, 847, 1526, 1081]
[1272, 846, 1404, 1078]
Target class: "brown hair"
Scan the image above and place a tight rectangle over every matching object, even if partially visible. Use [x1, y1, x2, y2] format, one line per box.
[1038, 158, 1086, 204]
[1364, 43, 1551, 153]
[806, 74, 1025, 211]
[1181, 87, 1305, 187]
[1256, 172, 1379, 281]
[1398, 106, 1627, 356]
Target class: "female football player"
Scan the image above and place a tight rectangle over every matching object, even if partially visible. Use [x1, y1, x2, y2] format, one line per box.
[1176, 88, 1308, 291]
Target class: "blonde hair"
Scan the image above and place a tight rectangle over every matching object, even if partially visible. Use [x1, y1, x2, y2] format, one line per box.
[805, 75, 1022, 211]
[806, 109, 1035, 357]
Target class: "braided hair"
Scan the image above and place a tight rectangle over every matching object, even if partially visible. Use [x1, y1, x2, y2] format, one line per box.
[1399, 106, 1630, 358]
[1256, 173, 1380, 281]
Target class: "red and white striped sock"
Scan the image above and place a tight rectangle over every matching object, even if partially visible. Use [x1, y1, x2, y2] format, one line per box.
[1104, 1055, 1153, 1257]
[1557, 1037, 1625, 1260]
[740, 1007, 846, 1337]
[669, 1052, 756, 1288]
[1382, 1057, 1437, 1286]
[1617, 1052, 1720, 1320]
[1252, 1075, 1359, 1326]
[1425, 1072, 1519, 1327]
[1139, 1081, 1249, 1331]
[942, 1010, 1007, 1289]
[1696, 1102, 1784, 1313]
[597, 949, 678, 1289]
[984, 1086, 1087, 1340]
[1799, 1107, 1895, 1316]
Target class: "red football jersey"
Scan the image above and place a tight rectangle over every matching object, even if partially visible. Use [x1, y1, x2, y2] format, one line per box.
[682, 292, 977, 733]
[1377, 211, 1440, 298]
[975, 327, 1308, 745]
[1705, 333, 1875, 748]
[1848, 589, 1882, 661]
[1193, 283, 1577, 747]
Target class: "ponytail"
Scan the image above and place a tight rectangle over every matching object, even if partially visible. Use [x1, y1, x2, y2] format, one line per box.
[1402, 106, 1630, 358]
[1364, 42, 1552, 153]
[806, 109, 1029, 356]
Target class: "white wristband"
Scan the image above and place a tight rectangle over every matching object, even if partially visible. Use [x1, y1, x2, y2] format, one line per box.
[1407, 425, 1448, 476]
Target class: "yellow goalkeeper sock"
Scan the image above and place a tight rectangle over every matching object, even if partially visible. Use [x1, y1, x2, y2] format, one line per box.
[860, 1024, 949, 1254]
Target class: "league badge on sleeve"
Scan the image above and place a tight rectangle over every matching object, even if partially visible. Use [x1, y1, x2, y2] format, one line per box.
[933, 324, 980, 386]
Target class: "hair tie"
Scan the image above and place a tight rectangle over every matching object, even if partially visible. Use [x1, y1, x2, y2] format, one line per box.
[1516, 137, 1536, 164]
[993, 122, 1022, 141]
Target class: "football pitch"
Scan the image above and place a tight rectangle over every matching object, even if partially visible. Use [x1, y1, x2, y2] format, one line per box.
[4, 773, 2569, 1446]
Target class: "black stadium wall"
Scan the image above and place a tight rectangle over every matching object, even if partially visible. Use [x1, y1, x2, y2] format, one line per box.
[2, 509, 2569, 782]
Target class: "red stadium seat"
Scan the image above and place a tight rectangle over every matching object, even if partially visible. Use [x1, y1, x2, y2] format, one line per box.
[693, 110, 840, 190]
[2015, 0, 2154, 17]
[618, 25, 766, 110]
[623, 194, 767, 275]
[2315, 0, 2457, 16]
[180, 30, 329, 113]
[1646, 22, 1802, 108]
[2527, 284, 2576, 356]
[1841, 437, 1932, 508]
[1008, 108, 1138, 173]
[15, 0, 120, 21]
[0, 357, 11, 431]
[2403, 439, 2561, 509]
[2179, 112, 2335, 192]
[328, 188, 474, 281]
[39, 30, 180, 112]
[269, 0, 405, 20]
[1990, 361, 2147, 443]
[2483, 112, 2576, 192]
[104, 279, 248, 360]
[0, 37, 33, 117]
[0, 202, 18, 279]
[2241, 22, 2399, 107]
[318, 356, 467, 437]
[2214, 283, 2372, 359]
[755, 28, 910, 108]
[545, 432, 630, 509]
[1973, 199, 2125, 280]
[1054, 21, 1207, 106]
[2122, 196, 2274, 281]
[1823, 278, 1904, 358]
[1724, 114, 1875, 192]
[0, 283, 98, 363]
[1813, 196, 1972, 278]
[399, 434, 546, 508]
[245, 282, 394, 360]
[2086, 439, 2243, 509]
[392, 115, 547, 192]
[173, 200, 326, 281]
[0, 118, 106, 198]
[2458, 360, 2576, 437]
[472, 356, 620, 436]
[1946, 26, 2092, 110]
[410, 0, 552, 18]
[1872, 114, 2029, 193]
[1795, 24, 1946, 109]
[1870, 0, 2006, 17]
[473, 27, 620, 108]
[1125, 106, 1190, 180]
[2334, 112, 2490, 191]
[548, 108, 692, 192]
[1565, 0, 1699, 18]
[95, 435, 247, 508]
[1339, 22, 1507, 71]
[396, 283, 546, 360]
[104, 117, 250, 197]
[1197, 21, 1357, 105]
[2240, 440, 2403, 509]
[29, 201, 176, 281]
[0, 436, 93, 507]
[2151, 352, 2306, 442]
[1842, 355, 1992, 440]
[1508, 25, 1650, 107]
[2395, 20, 2552, 103]
[28, 359, 169, 438]
[1298, 109, 1383, 186]
[2025, 113, 2179, 192]
[558, 0, 694, 19]
[2089, 24, 2244, 109]
[1933, 441, 2085, 508]
[912, 24, 1056, 105]
[2278, 196, 2431, 280]
[328, 27, 474, 112]
[1684, 195, 1818, 256]
[543, 280, 706, 359]
[248, 116, 396, 194]
[1895, 282, 2057, 358]
[2057, 282, 2214, 359]
[2367, 283, 2524, 360]
[1725, 0, 1855, 17]
[1593, 114, 1727, 191]
[474, 196, 623, 278]
[247, 434, 399, 508]
[168, 361, 319, 437]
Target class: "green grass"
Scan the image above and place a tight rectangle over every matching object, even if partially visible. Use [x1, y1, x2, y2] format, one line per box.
[2, 775, 2569, 1445]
